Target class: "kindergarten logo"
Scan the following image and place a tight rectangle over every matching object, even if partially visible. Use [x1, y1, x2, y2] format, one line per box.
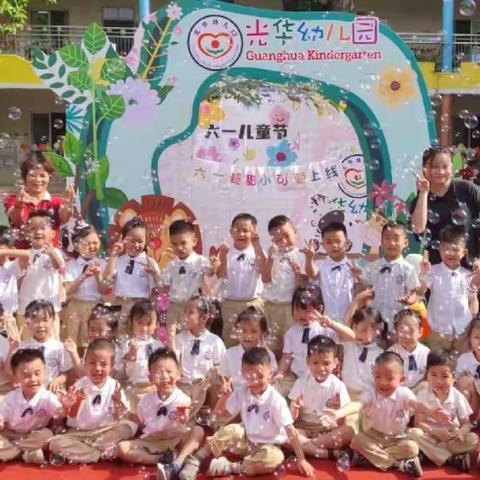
[188, 15, 243, 70]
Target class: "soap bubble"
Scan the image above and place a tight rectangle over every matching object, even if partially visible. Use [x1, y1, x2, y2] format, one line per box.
[431, 240, 441, 250]
[427, 210, 440, 224]
[465, 114, 478, 130]
[459, 109, 469, 119]
[369, 158, 380, 170]
[273, 464, 286, 477]
[459, 0, 476, 16]
[452, 206, 469, 226]
[49, 452, 66, 466]
[53, 118, 64, 129]
[430, 92, 442, 107]
[336, 451, 351, 472]
[196, 407, 213, 427]
[472, 218, 480, 229]
[8, 106, 21, 121]
[359, 73, 379, 91]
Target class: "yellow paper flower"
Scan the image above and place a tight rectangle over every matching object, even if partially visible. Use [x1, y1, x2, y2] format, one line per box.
[89, 58, 109, 86]
[244, 148, 256, 162]
[374, 66, 417, 108]
[198, 100, 225, 129]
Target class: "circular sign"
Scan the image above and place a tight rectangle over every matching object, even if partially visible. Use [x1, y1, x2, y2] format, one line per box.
[188, 15, 243, 71]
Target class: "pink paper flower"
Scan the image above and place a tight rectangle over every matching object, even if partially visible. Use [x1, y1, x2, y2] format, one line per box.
[166, 2, 183, 20]
[394, 198, 408, 215]
[369, 180, 396, 208]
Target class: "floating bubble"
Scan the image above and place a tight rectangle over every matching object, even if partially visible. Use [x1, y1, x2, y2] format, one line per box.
[465, 114, 478, 130]
[472, 218, 480, 229]
[49, 452, 66, 466]
[431, 240, 441, 250]
[336, 452, 351, 472]
[452, 207, 469, 226]
[359, 73, 379, 91]
[427, 210, 440, 224]
[420, 228, 433, 247]
[196, 407, 212, 427]
[54, 96, 64, 105]
[459, 109, 469, 120]
[53, 118, 64, 129]
[273, 464, 286, 477]
[473, 130, 480, 139]
[430, 92, 442, 107]
[459, 0, 476, 16]
[369, 158, 380, 170]
[8, 106, 21, 121]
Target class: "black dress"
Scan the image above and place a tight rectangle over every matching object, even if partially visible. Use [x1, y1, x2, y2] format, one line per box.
[409, 179, 480, 264]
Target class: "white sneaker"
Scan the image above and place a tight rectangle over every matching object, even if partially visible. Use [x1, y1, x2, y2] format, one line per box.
[207, 457, 233, 477]
[22, 449, 45, 465]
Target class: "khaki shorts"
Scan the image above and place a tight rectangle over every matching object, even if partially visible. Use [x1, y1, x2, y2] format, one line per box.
[294, 418, 332, 438]
[263, 301, 294, 352]
[114, 297, 145, 337]
[126, 433, 185, 455]
[61, 298, 98, 347]
[166, 301, 185, 346]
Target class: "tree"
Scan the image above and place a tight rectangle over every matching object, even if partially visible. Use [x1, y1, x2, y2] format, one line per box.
[282, 0, 355, 11]
[0, 0, 57, 34]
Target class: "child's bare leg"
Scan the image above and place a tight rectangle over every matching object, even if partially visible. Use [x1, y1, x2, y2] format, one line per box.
[456, 376, 480, 418]
[117, 440, 157, 465]
[176, 426, 204, 465]
[302, 426, 354, 458]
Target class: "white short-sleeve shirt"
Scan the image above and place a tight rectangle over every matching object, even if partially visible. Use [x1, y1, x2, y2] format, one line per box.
[162, 252, 210, 303]
[455, 351, 480, 379]
[137, 387, 191, 438]
[113, 252, 159, 299]
[416, 385, 472, 429]
[16, 248, 65, 314]
[0, 335, 11, 386]
[0, 386, 62, 433]
[64, 256, 107, 301]
[289, 373, 350, 423]
[389, 342, 430, 389]
[283, 322, 337, 377]
[226, 385, 293, 444]
[426, 263, 473, 336]
[67, 376, 126, 430]
[262, 248, 305, 303]
[21, 337, 73, 383]
[363, 257, 420, 328]
[0, 260, 22, 314]
[361, 386, 415, 436]
[114, 336, 164, 384]
[221, 246, 263, 301]
[315, 257, 355, 322]
[341, 341, 384, 394]
[218, 344, 277, 390]
[175, 330, 226, 383]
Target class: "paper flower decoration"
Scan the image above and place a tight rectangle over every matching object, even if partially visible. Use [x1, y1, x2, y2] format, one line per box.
[267, 139, 297, 167]
[374, 66, 417, 108]
[369, 180, 396, 208]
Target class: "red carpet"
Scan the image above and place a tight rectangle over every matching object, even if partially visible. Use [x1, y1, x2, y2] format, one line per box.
[0, 460, 477, 480]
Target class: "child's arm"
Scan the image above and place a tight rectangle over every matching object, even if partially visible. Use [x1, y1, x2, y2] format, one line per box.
[275, 353, 293, 380]
[45, 246, 64, 271]
[252, 234, 267, 273]
[302, 242, 318, 279]
[261, 246, 278, 283]
[316, 312, 355, 342]
[213, 383, 232, 416]
[341, 289, 375, 330]
[215, 243, 229, 279]
[67, 388, 88, 418]
[318, 402, 362, 426]
[289, 395, 303, 421]
[410, 398, 452, 425]
[48, 373, 68, 394]
[103, 241, 123, 281]
[63, 338, 85, 377]
[417, 251, 430, 295]
[0, 247, 30, 258]
[58, 184, 75, 224]
[285, 424, 315, 477]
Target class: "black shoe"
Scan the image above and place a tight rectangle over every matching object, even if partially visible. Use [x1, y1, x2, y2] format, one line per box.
[158, 449, 175, 465]
[157, 463, 180, 480]
[398, 457, 423, 477]
[447, 453, 471, 472]
[350, 451, 372, 467]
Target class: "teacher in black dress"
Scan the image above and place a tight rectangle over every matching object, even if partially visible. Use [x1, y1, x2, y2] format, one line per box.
[410, 146, 480, 264]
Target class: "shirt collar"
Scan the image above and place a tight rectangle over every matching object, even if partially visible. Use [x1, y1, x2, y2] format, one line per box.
[427, 386, 455, 406]
[21, 385, 46, 405]
[439, 262, 462, 274]
[249, 384, 272, 402]
[156, 387, 179, 405]
[186, 329, 207, 341]
[382, 256, 404, 266]
[308, 373, 333, 388]
[325, 257, 348, 267]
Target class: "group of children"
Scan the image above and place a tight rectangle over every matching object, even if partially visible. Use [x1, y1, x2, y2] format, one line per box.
[0, 208, 480, 479]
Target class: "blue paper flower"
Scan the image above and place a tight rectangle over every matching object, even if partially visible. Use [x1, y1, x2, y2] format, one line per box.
[66, 104, 84, 135]
[267, 139, 297, 167]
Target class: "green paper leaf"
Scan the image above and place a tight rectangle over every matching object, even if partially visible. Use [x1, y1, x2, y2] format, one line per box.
[32, 48, 47, 70]
[86, 155, 109, 189]
[84, 23, 107, 54]
[43, 152, 74, 177]
[68, 70, 92, 92]
[47, 53, 57, 68]
[58, 64, 66, 78]
[103, 187, 128, 209]
[100, 58, 127, 83]
[99, 95, 125, 120]
[40, 73, 54, 80]
[157, 84, 174, 103]
[50, 82, 64, 89]
[59, 44, 88, 68]
[63, 132, 81, 164]
[73, 96, 88, 104]
[62, 90, 75, 98]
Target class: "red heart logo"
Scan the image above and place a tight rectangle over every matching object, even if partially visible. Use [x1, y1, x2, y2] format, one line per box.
[198, 33, 234, 59]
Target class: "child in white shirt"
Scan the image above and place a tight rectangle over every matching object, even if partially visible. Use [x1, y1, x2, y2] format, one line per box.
[117, 348, 205, 480]
[350, 351, 452, 477]
[304, 222, 361, 323]
[219, 306, 276, 391]
[181, 347, 315, 478]
[175, 294, 226, 420]
[411, 351, 479, 473]
[0, 348, 63, 464]
[18, 300, 72, 393]
[14, 210, 66, 339]
[419, 226, 480, 354]
[362, 221, 420, 329]
[262, 215, 307, 355]
[114, 299, 164, 410]
[217, 213, 265, 348]
[454, 318, 480, 422]
[389, 309, 430, 392]
[48, 339, 136, 463]
[63, 225, 109, 352]
[162, 220, 214, 347]
[0, 326, 13, 401]
[288, 335, 354, 459]
[64, 303, 117, 378]
[104, 217, 161, 337]
[275, 284, 355, 398]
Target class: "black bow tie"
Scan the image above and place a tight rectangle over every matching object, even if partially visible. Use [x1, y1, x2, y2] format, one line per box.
[331, 265, 342, 272]
[408, 355, 418, 372]
[146, 344, 154, 358]
[237, 254, 246, 261]
[124, 259, 135, 275]
[247, 403, 259, 414]
[379, 265, 391, 274]
[92, 394, 102, 405]
[301, 327, 310, 344]
[358, 347, 368, 363]
[32, 254, 40, 264]
[157, 406, 168, 416]
[179, 265, 186, 275]
[21, 407, 33, 418]
[475, 365, 480, 380]
[191, 339, 201, 356]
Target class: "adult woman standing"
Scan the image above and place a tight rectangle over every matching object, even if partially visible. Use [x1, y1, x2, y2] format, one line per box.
[410, 146, 480, 264]
[3, 153, 74, 247]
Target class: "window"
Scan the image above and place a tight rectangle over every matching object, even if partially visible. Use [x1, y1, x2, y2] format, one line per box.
[31, 112, 66, 147]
